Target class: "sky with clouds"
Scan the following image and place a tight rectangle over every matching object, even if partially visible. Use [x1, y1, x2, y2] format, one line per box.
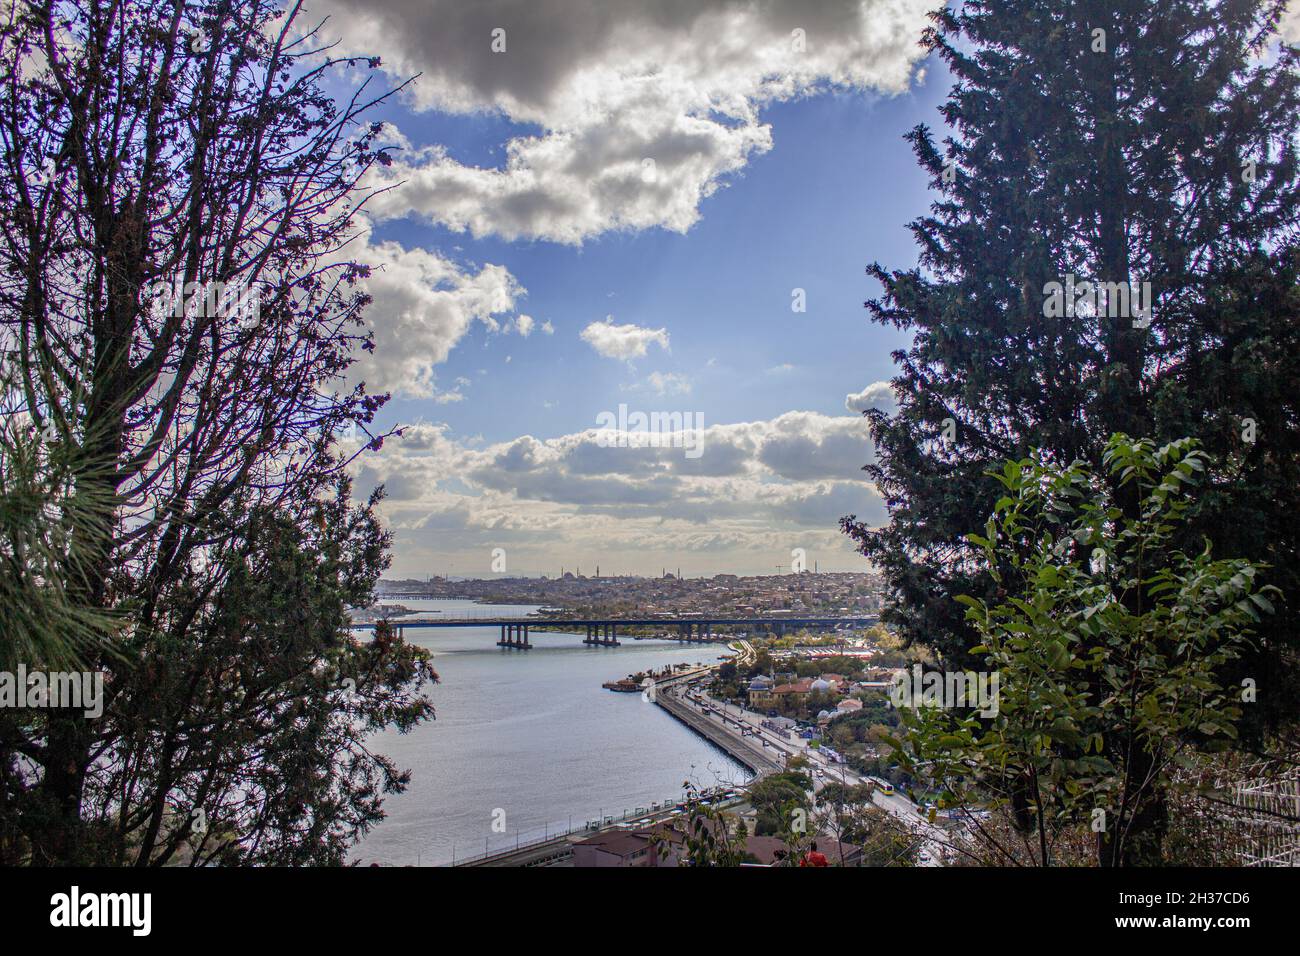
[310, 1, 1300, 580]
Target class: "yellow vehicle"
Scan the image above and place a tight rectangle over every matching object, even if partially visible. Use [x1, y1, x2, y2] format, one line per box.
[880, 783, 895, 796]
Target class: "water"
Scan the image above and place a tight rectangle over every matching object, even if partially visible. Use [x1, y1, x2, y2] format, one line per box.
[350, 599, 751, 865]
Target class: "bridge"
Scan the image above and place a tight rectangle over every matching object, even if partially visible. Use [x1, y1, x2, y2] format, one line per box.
[348, 616, 878, 649]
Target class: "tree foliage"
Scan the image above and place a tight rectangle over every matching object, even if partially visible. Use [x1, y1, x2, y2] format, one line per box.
[891, 436, 1277, 865]
[843, 0, 1300, 863]
[843, 0, 1298, 691]
[0, 0, 432, 864]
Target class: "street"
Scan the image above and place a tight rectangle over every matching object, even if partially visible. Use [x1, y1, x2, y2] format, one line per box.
[676, 673, 951, 865]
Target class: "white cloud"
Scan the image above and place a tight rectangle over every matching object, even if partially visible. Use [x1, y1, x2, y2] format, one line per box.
[1283, 3, 1300, 43]
[845, 380, 897, 415]
[346, 233, 529, 399]
[350, 404, 886, 575]
[579, 316, 670, 360]
[646, 371, 692, 396]
[516, 316, 556, 336]
[316, 0, 934, 243]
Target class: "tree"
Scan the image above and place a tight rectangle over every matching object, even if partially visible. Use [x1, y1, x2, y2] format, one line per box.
[891, 436, 1277, 865]
[815, 779, 868, 863]
[852, 804, 923, 867]
[0, 0, 432, 864]
[748, 767, 813, 836]
[665, 781, 749, 867]
[0, 362, 119, 672]
[843, 0, 1300, 862]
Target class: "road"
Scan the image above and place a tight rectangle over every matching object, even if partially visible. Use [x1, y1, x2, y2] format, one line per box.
[676, 680, 952, 865]
[656, 685, 785, 776]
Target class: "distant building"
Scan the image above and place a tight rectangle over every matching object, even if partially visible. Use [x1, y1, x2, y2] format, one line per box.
[752, 677, 816, 707]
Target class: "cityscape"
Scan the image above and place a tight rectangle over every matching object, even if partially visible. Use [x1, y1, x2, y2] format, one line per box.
[372, 570, 887, 618]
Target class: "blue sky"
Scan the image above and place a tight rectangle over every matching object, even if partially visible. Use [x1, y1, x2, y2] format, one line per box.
[313, 0, 952, 578]
[369, 87, 940, 444]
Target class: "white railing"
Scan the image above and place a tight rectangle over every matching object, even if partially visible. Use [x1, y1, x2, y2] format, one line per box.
[438, 798, 687, 867]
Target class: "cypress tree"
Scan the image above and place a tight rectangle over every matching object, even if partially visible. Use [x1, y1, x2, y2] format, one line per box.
[843, 0, 1300, 863]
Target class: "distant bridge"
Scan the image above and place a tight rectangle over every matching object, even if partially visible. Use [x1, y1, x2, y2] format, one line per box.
[349, 615, 878, 649]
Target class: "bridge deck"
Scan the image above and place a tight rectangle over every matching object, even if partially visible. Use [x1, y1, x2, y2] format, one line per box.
[349, 616, 877, 630]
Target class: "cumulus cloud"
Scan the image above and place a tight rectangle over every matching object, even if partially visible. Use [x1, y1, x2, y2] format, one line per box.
[314, 0, 933, 243]
[346, 234, 529, 398]
[580, 317, 671, 360]
[752, 412, 873, 481]
[348, 406, 883, 573]
[623, 371, 692, 396]
[1283, 3, 1300, 43]
[351, 403, 889, 574]
[845, 380, 897, 415]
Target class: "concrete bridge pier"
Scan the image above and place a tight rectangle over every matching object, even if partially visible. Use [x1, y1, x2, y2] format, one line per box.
[584, 623, 619, 646]
[497, 623, 531, 649]
[678, 622, 709, 644]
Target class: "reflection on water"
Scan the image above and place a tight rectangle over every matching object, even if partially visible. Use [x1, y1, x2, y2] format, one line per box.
[350, 600, 751, 865]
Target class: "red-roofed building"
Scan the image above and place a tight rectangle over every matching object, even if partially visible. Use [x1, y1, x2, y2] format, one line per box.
[572, 824, 684, 867]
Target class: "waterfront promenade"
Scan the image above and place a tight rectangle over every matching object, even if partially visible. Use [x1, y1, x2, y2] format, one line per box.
[653, 685, 784, 776]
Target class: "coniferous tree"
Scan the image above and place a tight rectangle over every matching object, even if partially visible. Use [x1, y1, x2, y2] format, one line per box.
[842, 0, 1300, 863]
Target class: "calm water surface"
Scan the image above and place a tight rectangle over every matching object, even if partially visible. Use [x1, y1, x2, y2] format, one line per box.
[350, 599, 751, 865]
